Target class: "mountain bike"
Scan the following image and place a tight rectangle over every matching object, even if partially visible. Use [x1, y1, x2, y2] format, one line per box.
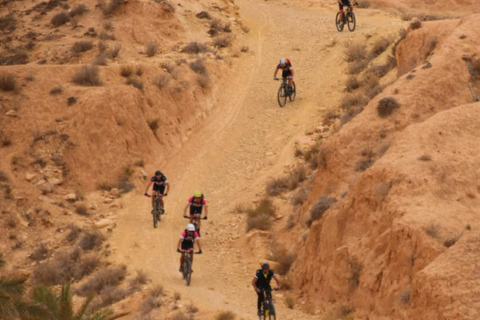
[183, 214, 207, 236]
[258, 288, 279, 320]
[336, 3, 357, 32]
[275, 78, 296, 108]
[145, 193, 164, 228]
[177, 249, 201, 286]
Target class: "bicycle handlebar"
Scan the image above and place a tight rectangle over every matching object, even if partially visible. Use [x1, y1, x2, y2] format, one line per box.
[183, 215, 208, 220]
[177, 249, 202, 254]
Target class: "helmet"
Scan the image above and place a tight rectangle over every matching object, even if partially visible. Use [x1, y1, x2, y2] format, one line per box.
[194, 191, 202, 197]
[187, 224, 196, 231]
[155, 170, 162, 176]
[261, 263, 270, 269]
[279, 58, 286, 66]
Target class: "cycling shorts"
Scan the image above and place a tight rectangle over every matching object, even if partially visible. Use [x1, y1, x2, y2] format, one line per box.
[339, 0, 351, 9]
[282, 69, 293, 79]
[181, 241, 194, 250]
[190, 206, 203, 215]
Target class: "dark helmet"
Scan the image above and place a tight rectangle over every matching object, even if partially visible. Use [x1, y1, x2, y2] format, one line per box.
[261, 263, 270, 269]
[155, 170, 162, 176]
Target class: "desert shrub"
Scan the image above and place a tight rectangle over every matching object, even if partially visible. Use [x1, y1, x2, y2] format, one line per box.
[141, 296, 161, 315]
[210, 18, 222, 31]
[98, 41, 108, 53]
[344, 43, 366, 62]
[234, 202, 250, 213]
[78, 265, 127, 295]
[71, 41, 93, 55]
[246, 215, 272, 231]
[148, 119, 160, 131]
[120, 65, 134, 78]
[99, 31, 115, 40]
[161, 61, 176, 73]
[171, 311, 189, 320]
[5, 215, 17, 228]
[0, 73, 17, 91]
[72, 65, 102, 86]
[107, 44, 121, 58]
[66, 224, 82, 242]
[1, 137, 12, 147]
[285, 296, 295, 309]
[223, 22, 231, 33]
[348, 259, 362, 291]
[269, 247, 296, 275]
[126, 77, 144, 91]
[186, 303, 199, 313]
[91, 286, 132, 310]
[173, 291, 181, 301]
[49, 86, 63, 95]
[266, 166, 306, 196]
[241, 46, 249, 53]
[216, 311, 236, 320]
[377, 97, 400, 117]
[400, 288, 410, 305]
[130, 270, 149, 289]
[418, 154, 431, 161]
[153, 74, 171, 89]
[75, 253, 100, 278]
[182, 41, 209, 54]
[340, 92, 369, 111]
[197, 74, 211, 89]
[190, 59, 207, 74]
[410, 20, 422, 30]
[266, 176, 289, 196]
[136, 66, 144, 76]
[425, 36, 437, 57]
[355, 159, 375, 171]
[79, 230, 105, 251]
[422, 61, 432, 69]
[150, 284, 165, 297]
[70, 4, 88, 16]
[362, 74, 383, 99]
[0, 13, 16, 33]
[309, 196, 337, 225]
[444, 235, 459, 248]
[345, 77, 359, 92]
[370, 38, 392, 59]
[246, 199, 275, 232]
[370, 61, 394, 78]
[145, 41, 158, 57]
[0, 51, 29, 66]
[30, 243, 49, 261]
[213, 35, 233, 48]
[349, 59, 368, 74]
[51, 12, 70, 27]
[154, 0, 175, 12]
[100, 0, 125, 16]
[75, 204, 89, 216]
[196, 11, 211, 19]
[357, 0, 370, 8]
[247, 198, 275, 217]
[292, 188, 308, 207]
[93, 53, 108, 66]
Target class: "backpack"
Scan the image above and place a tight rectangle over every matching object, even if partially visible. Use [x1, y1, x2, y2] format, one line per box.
[192, 194, 204, 203]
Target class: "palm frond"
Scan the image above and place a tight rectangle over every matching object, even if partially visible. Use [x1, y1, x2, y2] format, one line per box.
[14, 300, 50, 320]
[0, 277, 26, 296]
[31, 286, 58, 316]
[73, 294, 94, 320]
[0, 298, 16, 320]
[83, 308, 114, 320]
[106, 311, 129, 320]
[58, 283, 74, 320]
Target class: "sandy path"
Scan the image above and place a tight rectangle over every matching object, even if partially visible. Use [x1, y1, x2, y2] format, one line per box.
[108, 1, 397, 318]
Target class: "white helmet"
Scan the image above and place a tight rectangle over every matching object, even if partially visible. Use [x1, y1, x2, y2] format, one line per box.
[279, 58, 286, 66]
[187, 224, 196, 231]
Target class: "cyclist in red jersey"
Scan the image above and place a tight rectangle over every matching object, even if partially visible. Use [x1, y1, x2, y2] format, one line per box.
[273, 58, 295, 95]
[183, 191, 208, 236]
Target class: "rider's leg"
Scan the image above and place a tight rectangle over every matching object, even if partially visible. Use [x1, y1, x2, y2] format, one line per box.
[180, 253, 185, 271]
[257, 291, 264, 314]
[151, 191, 156, 209]
[288, 77, 294, 90]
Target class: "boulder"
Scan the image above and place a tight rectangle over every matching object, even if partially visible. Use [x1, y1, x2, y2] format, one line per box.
[37, 182, 54, 194]
[94, 218, 116, 229]
[64, 193, 77, 202]
[25, 173, 36, 181]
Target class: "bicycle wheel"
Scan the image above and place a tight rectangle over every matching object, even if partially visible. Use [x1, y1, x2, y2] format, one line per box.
[289, 81, 296, 102]
[268, 300, 276, 320]
[347, 11, 356, 31]
[185, 258, 192, 286]
[153, 203, 158, 228]
[335, 12, 344, 32]
[277, 85, 287, 108]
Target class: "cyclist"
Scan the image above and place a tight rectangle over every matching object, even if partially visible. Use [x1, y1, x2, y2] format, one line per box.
[252, 263, 281, 317]
[177, 223, 202, 272]
[144, 170, 170, 214]
[273, 58, 294, 96]
[183, 191, 208, 237]
[337, 0, 357, 27]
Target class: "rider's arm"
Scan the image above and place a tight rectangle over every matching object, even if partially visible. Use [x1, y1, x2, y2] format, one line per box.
[144, 180, 153, 194]
[273, 66, 279, 78]
[177, 238, 182, 250]
[273, 274, 281, 287]
[290, 67, 295, 78]
[196, 239, 202, 251]
[252, 277, 259, 292]
[164, 181, 170, 195]
[183, 203, 189, 216]
[204, 205, 208, 218]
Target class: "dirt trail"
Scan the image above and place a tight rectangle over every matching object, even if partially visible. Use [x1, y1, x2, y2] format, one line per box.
[108, 1, 397, 318]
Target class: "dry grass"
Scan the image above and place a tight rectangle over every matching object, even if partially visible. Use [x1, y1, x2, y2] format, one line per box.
[234, 202, 250, 213]
[66, 224, 82, 242]
[120, 64, 133, 77]
[145, 41, 158, 57]
[71, 41, 93, 56]
[348, 259, 362, 291]
[444, 235, 460, 248]
[182, 41, 210, 54]
[471, 59, 480, 81]
[339, 92, 369, 111]
[345, 77, 360, 92]
[129, 270, 149, 289]
[215, 311, 236, 320]
[377, 97, 400, 117]
[173, 291, 181, 301]
[269, 247, 296, 275]
[266, 166, 306, 196]
[369, 38, 392, 59]
[70, 4, 88, 16]
[78, 265, 127, 295]
[285, 296, 295, 309]
[344, 43, 366, 63]
[154, 74, 171, 89]
[154, 0, 176, 12]
[93, 53, 108, 66]
[92, 286, 133, 310]
[126, 77, 144, 91]
[246, 198, 275, 232]
[49, 86, 63, 95]
[425, 223, 439, 238]
[171, 311, 189, 320]
[134, 159, 145, 167]
[107, 44, 121, 58]
[196, 11, 211, 19]
[103, 20, 114, 30]
[100, 0, 125, 16]
[79, 230, 105, 251]
[72, 65, 102, 86]
[150, 284, 165, 297]
[30, 243, 49, 261]
[161, 61, 176, 73]
[99, 31, 115, 40]
[410, 20, 422, 30]
[399, 288, 410, 305]
[190, 59, 207, 74]
[141, 296, 162, 315]
[197, 74, 211, 89]
[213, 35, 233, 48]
[186, 303, 199, 313]
[0, 73, 18, 92]
[0, 13, 16, 33]
[425, 36, 437, 57]
[355, 159, 374, 171]
[0, 50, 29, 66]
[348, 60, 368, 75]
[6, 215, 17, 228]
[51, 12, 70, 27]
[308, 196, 337, 226]
[1, 137, 12, 147]
[148, 119, 160, 132]
[292, 188, 308, 207]
[241, 46, 249, 53]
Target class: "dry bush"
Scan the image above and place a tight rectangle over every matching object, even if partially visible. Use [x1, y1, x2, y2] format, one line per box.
[197, 74, 211, 89]
[75, 204, 89, 216]
[213, 35, 233, 48]
[126, 77, 144, 91]
[98, 181, 114, 191]
[246, 215, 270, 233]
[75, 253, 100, 278]
[418, 154, 432, 161]
[269, 247, 296, 275]
[340, 92, 369, 111]
[130, 270, 149, 289]
[216, 311, 236, 320]
[349, 60, 368, 74]
[0, 50, 29, 66]
[223, 22, 231, 33]
[71, 41, 93, 55]
[93, 53, 107, 66]
[377, 97, 400, 117]
[348, 259, 362, 291]
[471, 59, 480, 81]
[1, 137, 12, 147]
[287, 215, 296, 230]
[107, 44, 121, 58]
[91, 285, 133, 310]
[120, 64, 133, 77]
[151, 284, 165, 297]
[72, 65, 102, 86]
[0, 73, 17, 92]
[425, 223, 439, 238]
[78, 265, 127, 295]
[30, 243, 49, 261]
[292, 188, 308, 207]
[410, 20, 422, 30]
[103, 20, 113, 30]
[285, 296, 295, 309]
[182, 42, 209, 54]
[161, 61, 176, 73]
[400, 288, 410, 305]
[363, 74, 383, 99]
[266, 176, 289, 196]
[345, 77, 360, 92]
[0, 13, 16, 33]
[6, 215, 17, 228]
[425, 36, 437, 57]
[136, 66, 144, 76]
[173, 291, 181, 301]
[134, 159, 145, 167]
[210, 18, 222, 31]
[99, 31, 115, 40]
[196, 11, 211, 19]
[145, 41, 158, 57]
[308, 196, 337, 225]
[266, 166, 306, 196]
[355, 158, 374, 171]
[51, 12, 70, 27]
[100, 0, 125, 16]
[148, 118, 160, 131]
[241, 46, 249, 53]
[369, 38, 391, 59]
[79, 230, 105, 251]
[171, 311, 189, 320]
[154, 0, 175, 12]
[344, 43, 366, 63]
[98, 41, 108, 53]
[190, 59, 207, 74]
[153, 74, 171, 89]
[141, 296, 161, 315]
[186, 303, 199, 313]
[370, 59, 395, 78]
[444, 235, 459, 248]
[49, 86, 63, 95]
[70, 4, 88, 16]
[246, 199, 275, 232]
[422, 61, 432, 69]
[66, 224, 82, 242]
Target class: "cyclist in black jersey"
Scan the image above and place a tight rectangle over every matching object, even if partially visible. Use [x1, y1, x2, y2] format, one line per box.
[251, 263, 281, 317]
[144, 170, 170, 214]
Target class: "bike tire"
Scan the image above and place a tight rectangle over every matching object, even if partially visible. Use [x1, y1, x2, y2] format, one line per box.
[153, 203, 158, 228]
[289, 81, 296, 102]
[347, 11, 356, 31]
[185, 258, 192, 286]
[269, 300, 276, 320]
[277, 85, 287, 108]
[335, 12, 344, 32]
